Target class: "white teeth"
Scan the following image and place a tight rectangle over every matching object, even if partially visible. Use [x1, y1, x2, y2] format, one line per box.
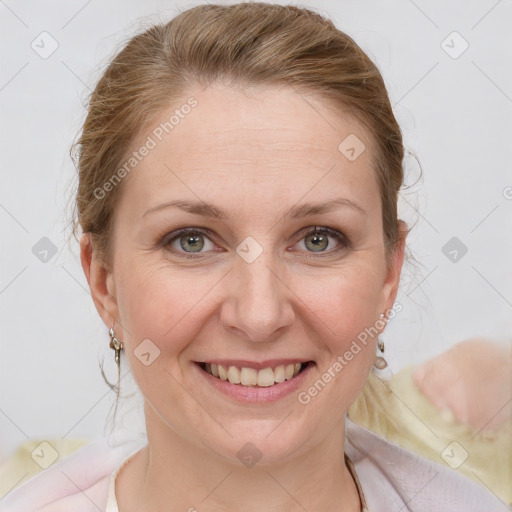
[257, 367, 275, 387]
[218, 365, 228, 381]
[274, 365, 285, 383]
[240, 367, 257, 386]
[203, 362, 305, 386]
[227, 365, 241, 384]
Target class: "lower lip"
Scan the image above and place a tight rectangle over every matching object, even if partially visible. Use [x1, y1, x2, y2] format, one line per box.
[194, 362, 316, 403]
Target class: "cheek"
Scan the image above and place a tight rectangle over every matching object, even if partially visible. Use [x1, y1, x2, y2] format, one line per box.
[294, 259, 384, 340]
[113, 260, 213, 404]
[115, 256, 221, 353]
[290, 262, 383, 397]
[115, 245, 385, 373]
[117, 251, 385, 345]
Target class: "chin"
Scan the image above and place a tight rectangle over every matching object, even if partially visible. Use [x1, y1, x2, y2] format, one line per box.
[200, 416, 319, 468]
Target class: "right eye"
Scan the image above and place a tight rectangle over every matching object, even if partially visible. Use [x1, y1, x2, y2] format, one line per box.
[164, 228, 218, 258]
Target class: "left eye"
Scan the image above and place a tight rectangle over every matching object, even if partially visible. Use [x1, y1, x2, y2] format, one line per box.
[295, 227, 349, 254]
[164, 227, 349, 258]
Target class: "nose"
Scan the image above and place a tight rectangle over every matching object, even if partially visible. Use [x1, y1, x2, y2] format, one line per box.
[220, 250, 295, 343]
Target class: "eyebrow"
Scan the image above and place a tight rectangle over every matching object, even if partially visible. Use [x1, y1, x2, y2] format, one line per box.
[142, 197, 366, 220]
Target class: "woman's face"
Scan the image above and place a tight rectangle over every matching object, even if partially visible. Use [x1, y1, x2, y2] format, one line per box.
[83, 83, 404, 465]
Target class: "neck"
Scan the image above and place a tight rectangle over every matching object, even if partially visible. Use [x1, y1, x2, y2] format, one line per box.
[117, 409, 361, 512]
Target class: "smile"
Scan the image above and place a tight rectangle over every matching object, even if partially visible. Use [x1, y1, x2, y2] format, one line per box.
[198, 361, 311, 387]
[193, 360, 315, 403]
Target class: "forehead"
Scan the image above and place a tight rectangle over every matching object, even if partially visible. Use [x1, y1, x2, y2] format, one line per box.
[118, 83, 379, 220]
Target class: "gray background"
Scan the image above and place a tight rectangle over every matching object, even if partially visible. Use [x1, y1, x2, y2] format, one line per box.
[1, 0, 511, 462]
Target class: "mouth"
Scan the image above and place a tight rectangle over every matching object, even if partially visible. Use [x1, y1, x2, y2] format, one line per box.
[195, 360, 314, 387]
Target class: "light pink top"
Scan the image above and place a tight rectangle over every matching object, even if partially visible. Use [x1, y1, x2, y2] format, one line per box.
[104, 444, 144, 512]
[1, 419, 507, 511]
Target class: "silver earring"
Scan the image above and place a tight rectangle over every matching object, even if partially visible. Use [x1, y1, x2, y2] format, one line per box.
[374, 335, 388, 370]
[109, 324, 124, 368]
[372, 313, 391, 380]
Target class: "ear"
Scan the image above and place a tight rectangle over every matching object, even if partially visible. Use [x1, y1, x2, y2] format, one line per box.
[380, 220, 407, 313]
[80, 232, 119, 329]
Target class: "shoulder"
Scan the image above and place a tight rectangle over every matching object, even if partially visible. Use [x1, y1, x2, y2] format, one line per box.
[0, 436, 146, 512]
[345, 418, 507, 512]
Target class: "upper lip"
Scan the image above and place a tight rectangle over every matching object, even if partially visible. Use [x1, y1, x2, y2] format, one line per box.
[196, 359, 312, 370]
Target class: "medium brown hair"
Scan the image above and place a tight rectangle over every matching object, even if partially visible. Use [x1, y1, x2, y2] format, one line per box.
[70, 2, 405, 269]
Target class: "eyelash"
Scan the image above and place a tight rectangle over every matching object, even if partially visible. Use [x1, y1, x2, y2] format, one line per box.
[161, 226, 350, 259]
